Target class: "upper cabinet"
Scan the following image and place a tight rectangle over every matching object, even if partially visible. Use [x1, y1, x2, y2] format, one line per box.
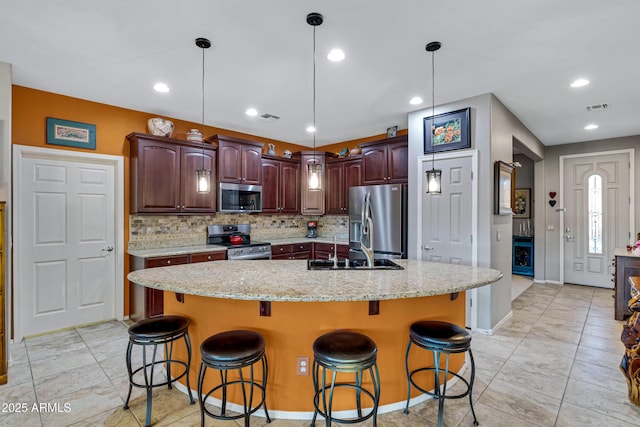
[326, 156, 362, 214]
[296, 152, 332, 216]
[261, 155, 300, 214]
[128, 133, 216, 214]
[208, 135, 263, 185]
[360, 135, 408, 184]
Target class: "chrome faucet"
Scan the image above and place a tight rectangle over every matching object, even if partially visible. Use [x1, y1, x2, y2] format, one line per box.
[360, 192, 374, 268]
[332, 234, 339, 268]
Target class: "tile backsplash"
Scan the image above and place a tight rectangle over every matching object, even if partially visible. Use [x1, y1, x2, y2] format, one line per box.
[128, 214, 349, 250]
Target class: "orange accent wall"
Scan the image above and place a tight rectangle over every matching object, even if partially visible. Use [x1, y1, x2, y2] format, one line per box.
[164, 292, 465, 412]
[320, 128, 409, 157]
[11, 86, 308, 315]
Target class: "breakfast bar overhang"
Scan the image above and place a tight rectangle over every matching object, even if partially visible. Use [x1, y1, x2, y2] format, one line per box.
[127, 259, 502, 417]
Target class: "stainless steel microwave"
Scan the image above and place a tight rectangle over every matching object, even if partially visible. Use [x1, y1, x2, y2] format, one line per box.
[218, 182, 262, 213]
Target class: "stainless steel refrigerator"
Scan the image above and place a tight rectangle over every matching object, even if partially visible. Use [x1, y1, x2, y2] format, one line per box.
[349, 183, 407, 260]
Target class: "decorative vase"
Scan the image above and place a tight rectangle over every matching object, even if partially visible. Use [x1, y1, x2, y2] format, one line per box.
[267, 143, 276, 155]
[283, 150, 292, 158]
[187, 129, 204, 142]
[147, 118, 174, 137]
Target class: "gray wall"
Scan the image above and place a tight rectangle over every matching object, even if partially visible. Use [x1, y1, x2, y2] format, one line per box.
[512, 154, 535, 236]
[542, 135, 640, 282]
[408, 93, 544, 331]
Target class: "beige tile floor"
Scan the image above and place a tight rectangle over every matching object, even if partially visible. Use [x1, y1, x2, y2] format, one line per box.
[1, 282, 639, 426]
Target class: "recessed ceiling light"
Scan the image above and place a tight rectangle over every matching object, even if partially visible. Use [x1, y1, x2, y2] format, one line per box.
[327, 49, 345, 62]
[570, 78, 590, 88]
[306, 125, 316, 133]
[584, 124, 598, 130]
[409, 97, 423, 105]
[245, 108, 258, 116]
[153, 82, 170, 93]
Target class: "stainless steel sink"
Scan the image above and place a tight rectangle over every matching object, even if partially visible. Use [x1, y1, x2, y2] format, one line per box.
[307, 259, 404, 270]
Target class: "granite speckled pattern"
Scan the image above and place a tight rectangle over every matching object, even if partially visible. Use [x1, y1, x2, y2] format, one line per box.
[127, 259, 503, 302]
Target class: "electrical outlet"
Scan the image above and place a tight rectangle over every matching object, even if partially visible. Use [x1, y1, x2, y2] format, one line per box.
[297, 357, 309, 376]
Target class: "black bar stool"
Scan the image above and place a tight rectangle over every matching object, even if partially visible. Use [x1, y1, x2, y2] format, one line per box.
[197, 329, 271, 427]
[404, 320, 478, 427]
[311, 330, 381, 427]
[123, 315, 195, 427]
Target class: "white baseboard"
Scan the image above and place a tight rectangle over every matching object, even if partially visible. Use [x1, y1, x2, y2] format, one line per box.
[473, 310, 513, 336]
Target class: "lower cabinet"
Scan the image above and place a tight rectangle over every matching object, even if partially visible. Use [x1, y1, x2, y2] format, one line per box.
[271, 243, 312, 260]
[314, 242, 350, 260]
[130, 251, 226, 319]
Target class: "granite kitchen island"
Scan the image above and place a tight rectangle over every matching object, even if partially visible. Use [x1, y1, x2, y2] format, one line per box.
[127, 259, 502, 418]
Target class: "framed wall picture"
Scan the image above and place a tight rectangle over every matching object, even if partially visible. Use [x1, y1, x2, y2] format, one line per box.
[494, 161, 514, 215]
[513, 188, 531, 218]
[386, 126, 398, 138]
[46, 117, 96, 150]
[424, 107, 470, 154]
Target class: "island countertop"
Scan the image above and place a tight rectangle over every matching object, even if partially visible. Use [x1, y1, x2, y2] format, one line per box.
[127, 259, 503, 302]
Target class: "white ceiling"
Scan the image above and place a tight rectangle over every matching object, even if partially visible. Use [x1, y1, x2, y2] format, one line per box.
[1, 0, 639, 148]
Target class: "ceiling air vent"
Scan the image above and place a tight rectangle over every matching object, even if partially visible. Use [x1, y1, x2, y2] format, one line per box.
[259, 113, 280, 121]
[585, 103, 609, 112]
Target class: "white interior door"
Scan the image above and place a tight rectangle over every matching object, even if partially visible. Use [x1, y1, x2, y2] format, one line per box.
[421, 153, 476, 328]
[16, 148, 118, 337]
[422, 156, 473, 264]
[562, 151, 631, 287]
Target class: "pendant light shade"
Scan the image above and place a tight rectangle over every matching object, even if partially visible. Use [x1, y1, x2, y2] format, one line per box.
[195, 37, 211, 194]
[425, 41, 442, 194]
[426, 168, 441, 193]
[307, 12, 323, 191]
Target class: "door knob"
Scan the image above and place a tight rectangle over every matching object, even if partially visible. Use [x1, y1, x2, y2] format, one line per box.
[103, 246, 114, 252]
[423, 245, 434, 251]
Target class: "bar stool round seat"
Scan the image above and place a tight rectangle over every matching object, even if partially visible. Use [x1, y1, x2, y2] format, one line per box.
[123, 315, 194, 427]
[311, 330, 381, 427]
[198, 330, 271, 427]
[404, 320, 478, 427]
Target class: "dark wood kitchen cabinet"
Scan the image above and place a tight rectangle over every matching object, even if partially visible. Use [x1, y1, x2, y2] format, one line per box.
[208, 134, 263, 185]
[361, 135, 408, 184]
[314, 242, 350, 260]
[128, 133, 217, 214]
[130, 250, 226, 320]
[271, 243, 312, 260]
[326, 156, 362, 214]
[261, 156, 300, 214]
[614, 251, 640, 320]
[296, 151, 335, 215]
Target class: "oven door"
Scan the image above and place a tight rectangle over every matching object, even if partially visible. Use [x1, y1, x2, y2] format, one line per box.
[227, 245, 272, 260]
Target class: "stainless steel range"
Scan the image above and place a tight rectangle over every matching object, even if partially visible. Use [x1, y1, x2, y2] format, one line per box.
[207, 224, 271, 260]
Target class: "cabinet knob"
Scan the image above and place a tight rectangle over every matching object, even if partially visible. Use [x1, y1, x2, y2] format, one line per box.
[166, 260, 171, 264]
[207, 256, 211, 260]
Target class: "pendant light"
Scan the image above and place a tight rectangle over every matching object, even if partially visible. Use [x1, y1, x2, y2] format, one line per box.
[195, 37, 211, 193]
[307, 12, 323, 190]
[425, 41, 442, 194]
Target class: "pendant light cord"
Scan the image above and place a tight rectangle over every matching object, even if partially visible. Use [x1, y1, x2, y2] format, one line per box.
[201, 44, 206, 169]
[431, 48, 435, 170]
[312, 24, 317, 164]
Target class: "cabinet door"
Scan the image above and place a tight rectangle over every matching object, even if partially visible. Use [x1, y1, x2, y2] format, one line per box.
[144, 255, 189, 318]
[271, 244, 291, 259]
[344, 159, 362, 210]
[361, 145, 388, 184]
[180, 146, 216, 213]
[280, 162, 300, 213]
[301, 155, 325, 215]
[261, 159, 281, 213]
[134, 140, 181, 212]
[387, 140, 408, 183]
[218, 141, 242, 183]
[326, 162, 345, 214]
[242, 146, 263, 185]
